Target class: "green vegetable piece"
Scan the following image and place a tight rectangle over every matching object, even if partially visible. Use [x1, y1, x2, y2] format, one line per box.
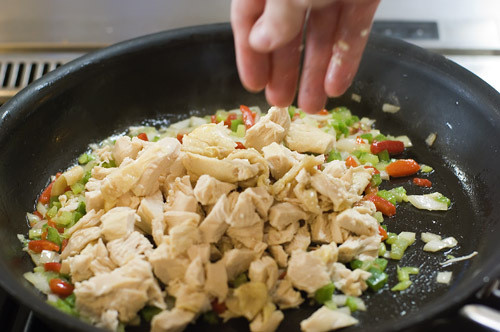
[215, 110, 228, 122]
[230, 119, 243, 132]
[378, 150, 390, 162]
[327, 150, 342, 162]
[373, 211, 384, 223]
[117, 324, 125, 332]
[46, 206, 58, 219]
[378, 242, 387, 257]
[76, 201, 86, 215]
[345, 115, 360, 126]
[299, 110, 306, 119]
[402, 266, 419, 275]
[374, 258, 388, 271]
[232, 273, 248, 288]
[331, 107, 352, 122]
[390, 187, 407, 203]
[323, 300, 337, 310]
[345, 297, 358, 312]
[78, 153, 95, 165]
[380, 224, 387, 231]
[391, 280, 412, 291]
[377, 190, 397, 205]
[331, 120, 349, 139]
[359, 153, 379, 165]
[47, 298, 78, 316]
[29, 228, 43, 240]
[314, 283, 335, 304]
[386, 232, 398, 245]
[55, 211, 73, 226]
[47, 227, 62, 246]
[102, 160, 116, 168]
[350, 260, 363, 270]
[202, 311, 219, 325]
[371, 173, 382, 187]
[433, 193, 451, 207]
[420, 164, 434, 173]
[73, 212, 83, 223]
[366, 267, 388, 291]
[360, 133, 373, 143]
[390, 236, 413, 260]
[49, 196, 60, 209]
[374, 134, 387, 141]
[446, 255, 455, 260]
[352, 150, 364, 159]
[236, 124, 246, 138]
[80, 170, 91, 185]
[152, 135, 160, 142]
[288, 106, 297, 119]
[140, 306, 162, 322]
[70, 182, 85, 195]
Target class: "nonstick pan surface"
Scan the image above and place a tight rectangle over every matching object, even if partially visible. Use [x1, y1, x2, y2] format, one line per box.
[0, 24, 499, 332]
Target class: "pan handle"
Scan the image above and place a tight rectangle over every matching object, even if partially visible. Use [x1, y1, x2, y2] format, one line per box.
[460, 305, 500, 331]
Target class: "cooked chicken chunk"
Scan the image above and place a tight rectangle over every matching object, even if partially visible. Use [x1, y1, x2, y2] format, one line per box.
[136, 190, 163, 236]
[310, 171, 359, 212]
[227, 221, 264, 250]
[337, 235, 380, 263]
[249, 256, 279, 290]
[285, 225, 311, 254]
[151, 308, 195, 332]
[268, 245, 289, 268]
[107, 231, 153, 266]
[266, 221, 299, 246]
[174, 282, 211, 313]
[193, 174, 237, 205]
[149, 240, 190, 284]
[249, 302, 284, 332]
[285, 123, 334, 154]
[100, 207, 137, 242]
[272, 279, 304, 309]
[300, 306, 358, 332]
[182, 123, 236, 158]
[269, 202, 308, 230]
[65, 209, 103, 237]
[223, 248, 256, 281]
[286, 250, 330, 294]
[205, 260, 229, 302]
[60, 226, 101, 260]
[199, 194, 231, 243]
[336, 208, 378, 237]
[245, 106, 290, 152]
[329, 262, 371, 296]
[262, 143, 300, 180]
[112, 136, 143, 166]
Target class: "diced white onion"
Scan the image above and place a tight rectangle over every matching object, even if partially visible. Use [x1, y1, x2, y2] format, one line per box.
[407, 193, 448, 211]
[36, 202, 47, 217]
[399, 232, 416, 245]
[436, 271, 453, 284]
[350, 297, 367, 311]
[380, 171, 389, 180]
[335, 138, 358, 153]
[332, 295, 347, 306]
[24, 272, 51, 294]
[382, 103, 400, 113]
[336, 307, 352, 316]
[423, 237, 458, 252]
[169, 118, 191, 130]
[26, 212, 41, 225]
[421, 232, 442, 243]
[425, 133, 437, 147]
[394, 135, 413, 148]
[351, 93, 361, 102]
[39, 250, 61, 264]
[440, 251, 478, 266]
[189, 116, 209, 128]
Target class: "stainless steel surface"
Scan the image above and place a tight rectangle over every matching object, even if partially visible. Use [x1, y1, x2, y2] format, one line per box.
[460, 305, 500, 331]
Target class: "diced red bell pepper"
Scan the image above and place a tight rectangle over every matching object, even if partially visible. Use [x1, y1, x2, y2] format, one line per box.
[224, 113, 237, 127]
[28, 240, 60, 253]
[345, 156, 359, 168]
[41, 231, 47, 240]
[370, 140, 405, 155]
[235, 142, 246, 149]
[413, 177, 432, 187]
[39, 183, 53, 204]
[386, 159, 420, 177]
[356, 136, 365, 144]
[211, 115, 217, 123]
[47, 220, 65, 233]
[33, 211, 43, 220]
[364, 165, 380, 174]
[211, 300, 227, 315]
[365, 194, 396, 217]
[240, 105, 256, 129]
[44, 262, 62, 273]
[49, 278, 74, 298]
[364, 184, 378, 195]
[318, 109, 329, 115]
[378, 225, 388, 241]
[176, 133, 184, 144]
[137, 133, 148, 141]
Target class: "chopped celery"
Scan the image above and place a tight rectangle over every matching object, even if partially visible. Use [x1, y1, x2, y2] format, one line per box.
[331, 107, 352, 121]
[366, 267, 388, 291]
[390, 187, 407, 203]
[377, 190, 397, 205]
[55, 211, 73, 226]
[102, 160, 116, 168]
[29, 228, 43, 239]
[46, 206, 58, 219]
[78, 153, 95, 165]
[359, 153, 379, 165]
[76, 201, 86, 215]
[236, 124, 246, 138]
[345, 297, 358, 312]
[352, 150, 364, 159]
[374, 258, 388, 271]
[47, 227, 62, 246]
[433, 193, 451, 207]
[324, 300, 337, 310]
[49, 196, 60, 209]
[391, 280, 412, 291]
[350, 258, 387, 272]
[152, 135, 160, 142]
[390, 234, 415, 260]
[288, 106, 297, 119]
[350, 260, 364, 270]
[327, 150, 342, 162]
[215, 110, 228, 122]
[70, 182, 85, 195]
[378, 242, 387, 257]
[314, 283, 335, 304]
[230, 119, 243, 132]
[371, 173, 382, 187]
[299, 110, 306, 119]
[64, 190, 75, 199]
[140, 306, 162, 322]
[420, 164, 433, 173]
[374, 134, 387, 141]
[375, 161, 390, 171]
[73, 212, 83, 223]
[360, 133, 373, 143]
[331, 120, 349, 139]
[386, 232, 398, 245]
[397, 266, 419, 282]
[373, 211, 384, 223]
[345, 115, 360, 126]
[232, 273, 248, 288]
[378, 150, 390, 162]
[80, 170, 91, 185]
[47, 298, 78, 316]
[202, 311, 219, 324]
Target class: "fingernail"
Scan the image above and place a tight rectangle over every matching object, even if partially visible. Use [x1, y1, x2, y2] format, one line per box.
[249, 24, 272, 51]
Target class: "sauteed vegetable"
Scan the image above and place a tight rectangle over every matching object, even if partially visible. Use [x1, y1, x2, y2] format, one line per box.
[20, 105, 462, 332]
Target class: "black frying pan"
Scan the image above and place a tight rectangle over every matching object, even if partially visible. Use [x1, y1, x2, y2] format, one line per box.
[0, 23, 499, 332]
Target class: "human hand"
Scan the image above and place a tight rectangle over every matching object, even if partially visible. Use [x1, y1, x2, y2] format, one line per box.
[231, 0, 380, 113]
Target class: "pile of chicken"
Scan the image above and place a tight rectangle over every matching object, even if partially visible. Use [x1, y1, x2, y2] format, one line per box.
[59, 106, 381, 332]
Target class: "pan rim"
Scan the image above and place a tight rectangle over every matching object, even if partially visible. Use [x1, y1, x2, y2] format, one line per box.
[0, 22, 499, 332]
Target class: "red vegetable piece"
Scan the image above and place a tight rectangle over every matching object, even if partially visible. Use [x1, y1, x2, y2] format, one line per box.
[33, 211, 43, 220]
[318, 109, 329, 115]
[28, 240, 60, 253]
[47, 219, 65, 233]
[137, 133, 148, 141]
[49, 278, 74, 298]
[378, 225, 388, 241]
[356, 136, 365, 144]
[370, 140, 405, 155]
[211, 300, 227, 315]
[413, 177, 432, 188]
[38, 182, 53, 204]
[345, 156, 359, 168]
[211, 115, 217, 123]
[364, 165, 380, 174]
[365, 194, 396, 217]
[224, 113, 237, 127]
[235, 142, 246, 149]
[61, 239, 68, 253]
[240, 105, 255, 129]
[364, 184, 378, 196]
[386, 159, 420, 177]
[44, 262, 62, 273]
[176, 133, 184, 144]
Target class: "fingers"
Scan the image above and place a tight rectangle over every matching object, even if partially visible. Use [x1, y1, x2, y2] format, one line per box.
[324, 0, 380, 97]
[231, 0, 270, 92]
[297, 2, 341, 113]
[249, 0, 306, 53]
[265, 32, 303, 107]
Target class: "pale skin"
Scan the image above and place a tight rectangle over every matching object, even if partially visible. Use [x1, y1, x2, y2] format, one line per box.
[231, 0, 380, 113]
